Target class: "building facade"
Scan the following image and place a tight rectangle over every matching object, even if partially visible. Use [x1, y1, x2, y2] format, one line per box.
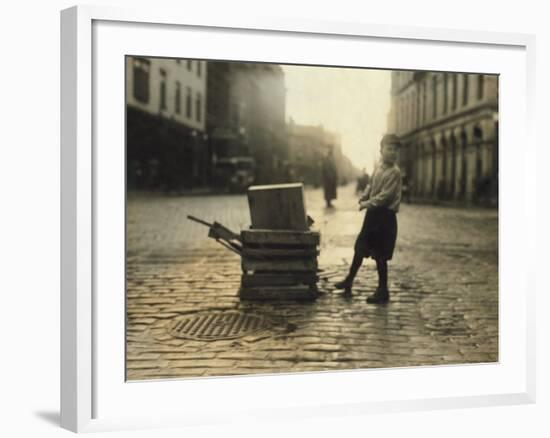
[287, 121, 357, 187]
[207, 61, 287, 184]
[387, 71, 498, 204]
[126, 56, 208, 190]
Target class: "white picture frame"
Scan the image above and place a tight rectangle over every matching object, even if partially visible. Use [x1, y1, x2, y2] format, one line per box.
[60, 5, 536, 433]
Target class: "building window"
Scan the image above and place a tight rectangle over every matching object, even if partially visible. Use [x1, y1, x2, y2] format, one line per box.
[398, 97, 402, 132]
[399, 98, 405, 131]
[477, 74, 484, 100]
[432, 75, 438, 119]
[231, 101, 239, 127]
[197, 61, 202, 78]
[422, 81, 427, 123]
[186, 87, 192, 118]
[132, 57, 150, 103]
[187, 60, 193, 71]
[402, 99, 406, 130]
[395, 101, 401, 132]
[452, 74, 458, 110]
[409, 94, 413, 131]
[175, 81, 181, 114]
[406, 95, 410, 129]
[462, 74, 469, 106]
[443, 74, 448, 115]
[416, 87, 420, 126]
[159, 69, 167, 110]
[195, 93, 202, 122]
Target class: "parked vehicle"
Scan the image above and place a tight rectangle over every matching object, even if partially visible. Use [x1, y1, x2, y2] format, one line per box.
[212, 157, 256, 192]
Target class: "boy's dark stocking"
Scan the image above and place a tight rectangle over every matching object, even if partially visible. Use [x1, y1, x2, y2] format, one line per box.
[367, 258, 389, 304]
[375, 259, 388, 290]
[348, 252, 364, 282]
[334, 252, 363, 291]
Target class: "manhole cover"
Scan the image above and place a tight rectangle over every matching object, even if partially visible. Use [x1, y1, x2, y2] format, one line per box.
[168, 311, 270, 341]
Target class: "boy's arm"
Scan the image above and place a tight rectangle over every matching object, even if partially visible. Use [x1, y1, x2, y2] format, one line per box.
[359, 184, 371, 202]
[360, 169, 401, 210]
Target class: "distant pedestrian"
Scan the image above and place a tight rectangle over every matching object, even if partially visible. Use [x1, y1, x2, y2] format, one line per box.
[401, 171, 411, 203]
[355, 168, 370, 195]
[283, 161, 296, 183]
[321, 147, 338, 208]
[334, 134, 402, 304]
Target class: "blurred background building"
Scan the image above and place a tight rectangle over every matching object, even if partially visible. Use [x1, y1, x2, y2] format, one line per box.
[387, 71, 498, 205]
[207, 61, 287, 186]
[287, 120, 358, 187]
[126, 57, 360, 193]
[126, 57, 208, 190]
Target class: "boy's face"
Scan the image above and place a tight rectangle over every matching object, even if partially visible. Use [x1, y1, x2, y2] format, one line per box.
[381, 142, 399, 165]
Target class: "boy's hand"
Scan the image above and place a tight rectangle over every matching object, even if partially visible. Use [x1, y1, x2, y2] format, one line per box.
[359, 184, 371, 202]
[359, 200, 370, 211]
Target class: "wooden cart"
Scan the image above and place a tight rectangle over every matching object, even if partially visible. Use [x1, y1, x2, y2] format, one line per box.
[188, 183, 320, 301]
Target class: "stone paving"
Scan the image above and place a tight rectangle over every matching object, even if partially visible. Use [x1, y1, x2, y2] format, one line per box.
[126, 185, 498, 380]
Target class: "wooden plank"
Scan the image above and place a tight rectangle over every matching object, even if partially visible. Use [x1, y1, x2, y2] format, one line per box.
[241, 247, 318, 258]
[241, 272, 318, 287]
[239, 285, 319, 301]
[241, 229, 320, 245]
[241, 257, 317, 272]
[247, 183, 308, 231]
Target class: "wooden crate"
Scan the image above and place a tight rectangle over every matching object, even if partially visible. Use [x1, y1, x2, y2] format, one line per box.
[239, 228, 319, 301]
[239, 197, 319, 301]
[241, 247, 318, 258]
[247, 183, 308, 231]
[242, 257, 317, 273]
[241, 229, 320, 246]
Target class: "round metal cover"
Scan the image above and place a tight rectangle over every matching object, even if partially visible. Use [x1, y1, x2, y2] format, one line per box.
[168, 311, 269, 341]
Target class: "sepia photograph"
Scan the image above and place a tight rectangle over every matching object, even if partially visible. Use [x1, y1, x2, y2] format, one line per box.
[125, 56, 499, 381]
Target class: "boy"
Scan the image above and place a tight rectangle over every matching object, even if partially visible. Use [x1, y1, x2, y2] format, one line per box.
[335, 134, 402, 304]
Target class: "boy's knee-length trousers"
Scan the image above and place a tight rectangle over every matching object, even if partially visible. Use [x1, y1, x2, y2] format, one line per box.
[354, 207, 397, 261]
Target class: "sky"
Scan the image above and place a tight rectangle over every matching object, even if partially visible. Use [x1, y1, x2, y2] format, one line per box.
[282, 64, 392, 174]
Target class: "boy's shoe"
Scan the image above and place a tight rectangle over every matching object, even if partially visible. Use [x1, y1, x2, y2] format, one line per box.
[366, 288, 389, 304]
[334, 278, 352, 289]
[334, 278, 352, 297]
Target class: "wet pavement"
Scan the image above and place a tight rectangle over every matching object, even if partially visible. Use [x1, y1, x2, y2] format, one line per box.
[126, 184, 498, 380]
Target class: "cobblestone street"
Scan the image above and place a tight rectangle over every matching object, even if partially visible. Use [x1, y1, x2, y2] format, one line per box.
[126, 185, 498, 380]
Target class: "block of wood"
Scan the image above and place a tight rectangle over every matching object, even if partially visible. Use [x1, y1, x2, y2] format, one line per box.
[241, 257, 317, 272]
[247, 183, 308, 230]
[241, 247, 319, 259]
[241, 229, 320, 246]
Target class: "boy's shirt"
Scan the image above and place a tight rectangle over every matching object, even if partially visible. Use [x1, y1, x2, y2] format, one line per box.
[361, 161, 402, 212]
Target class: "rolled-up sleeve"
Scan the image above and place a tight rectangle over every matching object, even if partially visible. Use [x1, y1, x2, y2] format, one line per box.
[366, 169, 401, 208]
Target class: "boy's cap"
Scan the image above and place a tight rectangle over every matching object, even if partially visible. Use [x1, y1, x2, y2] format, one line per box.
[381, 134, 402, 148]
